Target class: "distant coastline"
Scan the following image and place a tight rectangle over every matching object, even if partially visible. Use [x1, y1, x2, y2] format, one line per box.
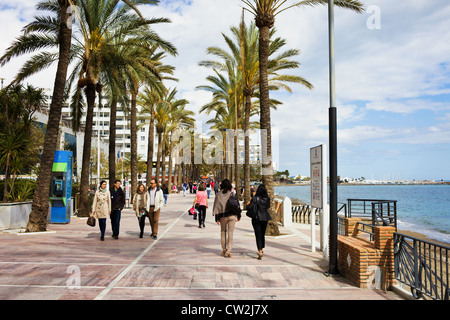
[274, 183, 450, 248]
[274, 181, 450, 187]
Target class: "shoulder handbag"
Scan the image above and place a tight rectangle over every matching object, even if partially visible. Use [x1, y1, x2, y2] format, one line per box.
[246, 196, 258, 219]
[87, 216, 96, 227]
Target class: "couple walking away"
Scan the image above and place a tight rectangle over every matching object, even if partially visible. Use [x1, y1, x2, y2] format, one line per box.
[133, 179, 164, 239]
[212, 179, 271, 259]
[91, 180, 125, 241]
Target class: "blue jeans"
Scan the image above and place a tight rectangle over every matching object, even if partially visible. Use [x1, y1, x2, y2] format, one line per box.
[163, 193, 168, 204]
[110, 210, 121, 236]
[98, 218, 106, 238]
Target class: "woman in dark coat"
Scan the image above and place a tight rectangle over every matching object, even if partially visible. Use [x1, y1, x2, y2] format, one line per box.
[246, 184, 271, 260]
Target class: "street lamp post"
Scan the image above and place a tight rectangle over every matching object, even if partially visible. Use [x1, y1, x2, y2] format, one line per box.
[328, 0, 339, 275]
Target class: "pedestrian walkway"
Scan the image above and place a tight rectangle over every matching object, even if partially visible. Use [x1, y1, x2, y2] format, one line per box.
[0, 192, 403, 301]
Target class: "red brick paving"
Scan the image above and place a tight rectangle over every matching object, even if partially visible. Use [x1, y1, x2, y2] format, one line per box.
[0, 192, 403, 301]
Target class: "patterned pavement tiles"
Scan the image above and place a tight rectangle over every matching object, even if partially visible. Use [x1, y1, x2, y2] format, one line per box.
[0, 192, 404, 301]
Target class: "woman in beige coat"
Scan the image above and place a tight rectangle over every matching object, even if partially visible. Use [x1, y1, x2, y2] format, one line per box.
[91, 181, 111, 241]
[133, 184, 148, 238]
[213, 179, 241, 257]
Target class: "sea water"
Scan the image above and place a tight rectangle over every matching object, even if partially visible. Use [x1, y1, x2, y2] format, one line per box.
[275, 184, 450, 244]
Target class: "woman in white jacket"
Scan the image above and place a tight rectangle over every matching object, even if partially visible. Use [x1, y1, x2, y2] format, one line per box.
[146, 179, 165, 240]
[91, 181, 111, 241]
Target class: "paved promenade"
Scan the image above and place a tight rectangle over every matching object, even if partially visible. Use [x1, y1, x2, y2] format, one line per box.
[0, 192, 403, 301]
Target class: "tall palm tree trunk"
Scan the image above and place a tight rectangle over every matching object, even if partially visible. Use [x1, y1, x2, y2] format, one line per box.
[155, 132, 162, 183]
[161, 136, 167, 184]
[130, 90, 138, 201]
[26, 1, 74, 232]
[243, 92, 252, 208]
[109, 96, 118, 185]
[167, 131, 174, 191]
[257, 19, 279, 236]
[146, 109, 155, 185]
[78, 82, 96, 217]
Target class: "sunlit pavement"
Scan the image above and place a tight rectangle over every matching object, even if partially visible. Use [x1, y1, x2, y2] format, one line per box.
[0, 192, 403, 301]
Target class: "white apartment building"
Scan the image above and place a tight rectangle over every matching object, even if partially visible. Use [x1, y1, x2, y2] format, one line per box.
[60, 98, 152, 162]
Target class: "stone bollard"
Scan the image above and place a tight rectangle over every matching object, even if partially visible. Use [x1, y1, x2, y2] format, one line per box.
[282, 196, 292, 227]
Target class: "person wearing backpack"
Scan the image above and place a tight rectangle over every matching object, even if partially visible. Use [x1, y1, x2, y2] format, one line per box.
[246, 184, 271, 260]
[193, 184, 208, 228]
[212, 179, 241, 258]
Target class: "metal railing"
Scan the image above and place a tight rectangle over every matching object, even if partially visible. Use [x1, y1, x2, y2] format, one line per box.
[347, 198, 397, 229]
[394, 232, 450, 300]
[292, 204, 320, 224]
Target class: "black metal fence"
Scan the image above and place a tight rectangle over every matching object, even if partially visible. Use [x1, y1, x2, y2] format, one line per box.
[306, 197, 448, 300]
[291, 204, 320, 224]
[394, 232, 449, 300]
[346, 199, 397, 228]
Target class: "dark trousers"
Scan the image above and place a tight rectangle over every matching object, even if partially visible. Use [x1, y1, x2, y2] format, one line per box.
[252, 219, 268, 251]
[110, 209, 121, 236]
[198, 205, 206, 226]
[138, 211, 151, 235]
[98, 218, 106, 238]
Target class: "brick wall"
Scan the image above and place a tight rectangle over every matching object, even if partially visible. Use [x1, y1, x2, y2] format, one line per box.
[337, 218, 396, 289]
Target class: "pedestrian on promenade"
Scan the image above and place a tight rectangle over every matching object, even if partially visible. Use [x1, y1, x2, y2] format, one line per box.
[91, 181, 111, 241]
[162, 183, 169, 205]
[133, 184, 148, 238]
[146, 179, 165, 240]
[110, 180, 125, 239]
[182, 181, 188, 196]
[214, 180, 219, 194]
[212, 179, 241, 258]
[246, 184, 271, 260]
[206, 183, 212, 199]
[193, 184, 208, 228]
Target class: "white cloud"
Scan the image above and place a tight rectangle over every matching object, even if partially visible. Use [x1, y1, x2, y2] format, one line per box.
[1, 0, 450, 179]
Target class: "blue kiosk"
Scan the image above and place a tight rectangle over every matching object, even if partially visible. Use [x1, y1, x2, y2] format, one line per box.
[49, 150, 73, 224]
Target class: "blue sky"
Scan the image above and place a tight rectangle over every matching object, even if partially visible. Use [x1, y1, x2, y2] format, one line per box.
[1, 0, 449, 181]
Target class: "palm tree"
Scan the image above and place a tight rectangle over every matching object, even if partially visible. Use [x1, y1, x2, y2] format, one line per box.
[199, 16, 313, 207]
[242, 0, 364, 235]
[138, 85, 165, 185]
[124, 47, 176, 199]
[165, 96, 194, 190]
[0, 84, 47, 202]
[0, 0, 77, 231]
[67, 0, 176, 216]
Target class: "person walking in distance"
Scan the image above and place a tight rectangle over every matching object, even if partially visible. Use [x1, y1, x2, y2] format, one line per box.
[193, 183, 208, 228]
[212, 179, 241, 258]
[146, 179, 164, 240]
[161, 183, 169, 205]
[206, 182, 212, 199]
[110, 180, 125, 239]
[133, 184, 148, 238]
[182, 181, 188, 197]
[91, 181, 111, 241]
[246, 184, 271, 260]
[214, 180, 219, 194]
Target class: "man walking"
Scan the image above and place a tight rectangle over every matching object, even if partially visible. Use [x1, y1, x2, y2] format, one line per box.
[110, 180, 125, 239]
[146, 179, 164, 240]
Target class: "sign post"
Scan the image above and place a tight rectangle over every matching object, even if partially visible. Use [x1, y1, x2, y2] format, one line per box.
[310, 145, 329, 258]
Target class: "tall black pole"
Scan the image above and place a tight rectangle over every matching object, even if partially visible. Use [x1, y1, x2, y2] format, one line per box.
[328, 0, 339, 275]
